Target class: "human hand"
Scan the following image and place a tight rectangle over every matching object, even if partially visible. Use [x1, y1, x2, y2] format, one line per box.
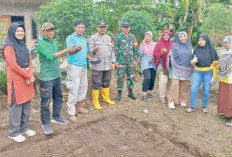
[161, 47, 167, 55]
[29, 76, 35, 83]
[93, 46, 100, 54]
[193, 55, 198, 63]
[168, 50, 172, 56]
[210, 77, 217, 85]
[115, 62, 119, 68]
[111, 63, 116, 71]
[214, 61, 219, 66]
[26, 80, 31, 86]
[76, 44, 82, 52]
[66, 46, 75, 52]
[133, 61, 138, 67]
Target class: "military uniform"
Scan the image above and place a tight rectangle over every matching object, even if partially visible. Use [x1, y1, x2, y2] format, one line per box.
[113, 33, 139, 90]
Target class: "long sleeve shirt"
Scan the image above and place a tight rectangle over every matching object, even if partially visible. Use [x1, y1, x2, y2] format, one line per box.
[88, 33, 115, 71]
[4, 46, 34, 104]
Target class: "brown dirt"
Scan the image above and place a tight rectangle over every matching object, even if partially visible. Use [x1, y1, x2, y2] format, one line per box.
[0, 72, 232, 157]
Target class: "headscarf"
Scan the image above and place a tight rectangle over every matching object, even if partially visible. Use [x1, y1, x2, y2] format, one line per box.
[218, 36, 232, 78]
[141, 31, 157, 57]
[153, 30, 174, 69]
[168, 32, 193, 79]
[3, 23, 29, 68]
[192, 34, 218, 67]
[171, 31, 192, 67]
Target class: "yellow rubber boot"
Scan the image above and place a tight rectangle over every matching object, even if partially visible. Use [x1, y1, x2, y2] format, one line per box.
[102, 88, 115, 105]
[92, 90, 102, 110]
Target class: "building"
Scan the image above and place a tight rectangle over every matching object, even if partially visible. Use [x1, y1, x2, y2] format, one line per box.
[0, 0, 47, 47]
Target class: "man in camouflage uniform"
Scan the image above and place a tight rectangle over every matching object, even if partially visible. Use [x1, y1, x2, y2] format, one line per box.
[113, 21, 139, 101]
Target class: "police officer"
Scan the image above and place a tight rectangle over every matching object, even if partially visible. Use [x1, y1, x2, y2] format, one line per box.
[113, 21, 139, 101]
[88, 21, 116, 110]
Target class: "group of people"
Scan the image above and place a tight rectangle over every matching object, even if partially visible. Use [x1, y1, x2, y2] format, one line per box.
[2, 19, 232, 143]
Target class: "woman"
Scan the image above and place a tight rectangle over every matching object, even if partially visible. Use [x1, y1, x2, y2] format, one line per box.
[3, 23, 36, 142]
[186, 34, 218, 113]
[217, 36, 232, 126]
[139, 31, 157, 101]
[154, 30, 174, 104]
[167, 31, 193, 109]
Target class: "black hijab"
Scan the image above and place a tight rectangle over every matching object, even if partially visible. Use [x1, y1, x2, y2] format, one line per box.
[3, 23, 29, 68]
[193, 34, 218, 67]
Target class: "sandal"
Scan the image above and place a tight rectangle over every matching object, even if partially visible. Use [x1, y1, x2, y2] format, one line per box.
[147, 93, 153, 98]
[141, 95, 147, 102]
[226, 120, 232, 127]
[160, 98, 166, 104]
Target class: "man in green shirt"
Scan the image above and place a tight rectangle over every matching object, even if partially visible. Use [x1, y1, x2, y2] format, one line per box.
[37, 23, 79, 134]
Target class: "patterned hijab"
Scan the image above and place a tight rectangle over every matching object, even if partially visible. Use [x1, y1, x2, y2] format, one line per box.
[218, 36, 232, 78]
[141, 31, 157, 57]
[3, 23, 29, 68]
[171, 31, 192, 67]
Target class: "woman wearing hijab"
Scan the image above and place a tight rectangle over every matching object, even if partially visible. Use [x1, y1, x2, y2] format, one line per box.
[217, 36, 232, 126]
[154, 30, 174, 104]
[139, 31, 157, 101]
[167, 31, 193, 109]
[3, 23, 36, 142]
[186, 34, 218, 113]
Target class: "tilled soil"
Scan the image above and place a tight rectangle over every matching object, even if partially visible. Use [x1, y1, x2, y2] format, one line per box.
[0, 73, 231, 157]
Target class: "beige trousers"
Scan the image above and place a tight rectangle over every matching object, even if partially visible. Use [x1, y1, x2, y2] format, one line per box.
[159, 71, 171, 99]
[168, 79, 190, 104]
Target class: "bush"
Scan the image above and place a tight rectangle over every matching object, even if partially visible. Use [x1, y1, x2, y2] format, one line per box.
[200, 3, 232, 45]
[0, 71, 7, 94]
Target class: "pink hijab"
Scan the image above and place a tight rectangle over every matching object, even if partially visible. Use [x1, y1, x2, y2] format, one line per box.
[141, 31, 157, 57]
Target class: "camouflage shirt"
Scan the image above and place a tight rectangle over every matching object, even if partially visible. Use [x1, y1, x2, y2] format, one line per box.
[113, 33, 139, 63]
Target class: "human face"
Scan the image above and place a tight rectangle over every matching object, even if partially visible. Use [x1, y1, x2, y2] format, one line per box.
[42, 28, 55, 41]
[74, 24, 85, 36]
[15, 27, 25, 40]
[122, 26, 131, 35]
[179, 33, 187, 44]
[97, 26, 106, 35]
[198, 38, 206, 47]
[223, 42, 229, 50]
[145, 34, 152, 42]
[163, 33, 170, 41]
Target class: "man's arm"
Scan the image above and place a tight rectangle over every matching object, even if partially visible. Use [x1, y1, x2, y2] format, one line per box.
[113, 35, 119, 63]
[132, 35, 139, 63]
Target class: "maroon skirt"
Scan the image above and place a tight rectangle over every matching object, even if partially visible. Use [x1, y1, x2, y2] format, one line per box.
[218, 82, 232, 117]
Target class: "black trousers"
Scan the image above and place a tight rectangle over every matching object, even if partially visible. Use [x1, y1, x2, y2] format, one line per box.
[92, 70, 111, 90]
[142, 68, 156, 92]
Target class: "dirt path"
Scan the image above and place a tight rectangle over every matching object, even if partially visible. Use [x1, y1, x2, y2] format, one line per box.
[0, 73, 231, 157]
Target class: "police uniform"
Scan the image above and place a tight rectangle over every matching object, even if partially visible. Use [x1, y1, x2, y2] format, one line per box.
[88, 21, 115, 110]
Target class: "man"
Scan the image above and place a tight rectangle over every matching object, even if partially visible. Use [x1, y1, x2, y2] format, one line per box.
[66, 20, 89, 122]
[113, 21, 139, 101]
[37, 23, 78, 134]
[88, 21, 115, 110]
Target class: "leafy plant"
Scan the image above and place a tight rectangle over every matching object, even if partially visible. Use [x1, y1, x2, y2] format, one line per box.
[201, 3, 232, 44]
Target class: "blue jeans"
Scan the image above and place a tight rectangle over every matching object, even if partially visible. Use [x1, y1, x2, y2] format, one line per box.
[40, 77, 63, 124]
[190, 70, 213, 109]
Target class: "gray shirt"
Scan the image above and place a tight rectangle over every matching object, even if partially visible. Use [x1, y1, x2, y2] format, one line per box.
[88, 33, 115, 71]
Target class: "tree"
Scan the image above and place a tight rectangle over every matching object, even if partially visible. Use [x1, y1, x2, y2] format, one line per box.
[201, 3, 232, 44]
[119, 10, 157, 43]
[36, 0, 109, 48]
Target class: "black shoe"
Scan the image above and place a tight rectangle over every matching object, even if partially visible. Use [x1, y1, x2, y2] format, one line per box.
[115, 90, 122, 101]
[128, 90, 137, 100]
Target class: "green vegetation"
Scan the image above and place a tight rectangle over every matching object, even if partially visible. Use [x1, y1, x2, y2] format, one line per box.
[36, 0, 232, 47]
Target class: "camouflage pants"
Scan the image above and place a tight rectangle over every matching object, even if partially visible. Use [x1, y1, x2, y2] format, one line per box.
[116, 61, 134, 90]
